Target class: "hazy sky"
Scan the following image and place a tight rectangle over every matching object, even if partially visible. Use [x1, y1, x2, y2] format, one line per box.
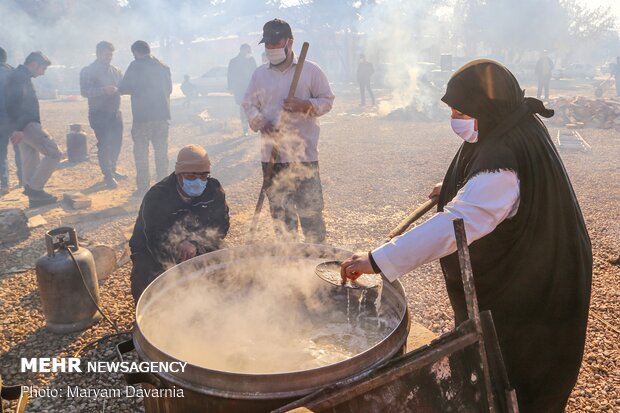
[280, 0, 620, 23]
[587, 0, 620, 20]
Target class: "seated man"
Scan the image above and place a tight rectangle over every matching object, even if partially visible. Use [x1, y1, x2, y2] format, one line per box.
[129, 144, 230, 303]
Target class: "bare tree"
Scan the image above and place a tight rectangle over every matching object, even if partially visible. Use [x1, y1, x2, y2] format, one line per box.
[454, 0, 617, 63]
[559, 0, 617, 61]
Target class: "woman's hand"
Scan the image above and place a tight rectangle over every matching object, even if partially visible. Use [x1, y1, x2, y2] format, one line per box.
[340, 253, 374, 283]
[428, 182, 442, 199]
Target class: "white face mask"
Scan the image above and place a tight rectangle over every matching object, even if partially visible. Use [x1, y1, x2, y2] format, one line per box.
[451, 118, 479, 143]
[265, 43, 288, 65]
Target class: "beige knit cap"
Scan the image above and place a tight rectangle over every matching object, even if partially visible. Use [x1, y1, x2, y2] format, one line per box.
[175, 144, 211, 174]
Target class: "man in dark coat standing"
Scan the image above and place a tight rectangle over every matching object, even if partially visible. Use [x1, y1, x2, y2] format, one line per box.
[535, 50, 554, 100]
[227, 44, 256, 136]
[80, 41, 124, 189]
[129, 144, 230, 303]
[119, 40, 172, 197]
[357, 54, 375, 106]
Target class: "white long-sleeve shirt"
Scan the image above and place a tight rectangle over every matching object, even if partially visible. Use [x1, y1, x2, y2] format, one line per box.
[242, 57, 335, 163]
[372, 171, 520, 282]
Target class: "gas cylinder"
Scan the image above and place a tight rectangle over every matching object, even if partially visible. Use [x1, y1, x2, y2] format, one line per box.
[66, 124, 88, 163]
[35, 227, 101, 333]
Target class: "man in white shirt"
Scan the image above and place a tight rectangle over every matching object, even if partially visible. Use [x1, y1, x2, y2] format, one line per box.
[242, 19, 335, 243]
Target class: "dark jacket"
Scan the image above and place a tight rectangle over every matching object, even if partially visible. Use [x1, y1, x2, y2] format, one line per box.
[118, 55, 172, 122]
[4, 65, 40, 131]
[129, 173, 230, 269]
[227, 54, 256, 104]
[0, 63, 14, 125]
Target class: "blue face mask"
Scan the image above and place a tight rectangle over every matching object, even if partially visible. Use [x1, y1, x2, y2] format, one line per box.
[182, 178, 207, 197]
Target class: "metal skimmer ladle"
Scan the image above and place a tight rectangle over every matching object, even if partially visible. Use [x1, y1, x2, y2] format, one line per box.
[315, 261, 382, 289]
[315, 196, 439, 289]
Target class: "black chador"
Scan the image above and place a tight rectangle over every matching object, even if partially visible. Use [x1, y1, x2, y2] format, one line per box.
[439, 60, 592, 413]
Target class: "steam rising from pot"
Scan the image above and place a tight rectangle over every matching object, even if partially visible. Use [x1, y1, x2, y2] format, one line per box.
[137, 245, 400, 374]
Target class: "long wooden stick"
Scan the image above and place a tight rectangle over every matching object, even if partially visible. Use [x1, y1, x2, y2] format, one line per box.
[248, 42, 310, 240]
[385, 196, 438, 241]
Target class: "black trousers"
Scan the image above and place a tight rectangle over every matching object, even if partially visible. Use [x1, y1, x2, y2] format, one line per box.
[89, 111, 123, 178]
[359, 80, 375, 105]
[537, 77, 551, 100]
[262, 161, 326, 243]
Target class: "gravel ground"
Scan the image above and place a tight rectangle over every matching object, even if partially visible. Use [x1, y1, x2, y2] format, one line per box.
[0, 87, 618, 412]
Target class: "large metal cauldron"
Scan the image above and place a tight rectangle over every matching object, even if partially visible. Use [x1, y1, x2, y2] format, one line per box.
[129, 243, 410, 413]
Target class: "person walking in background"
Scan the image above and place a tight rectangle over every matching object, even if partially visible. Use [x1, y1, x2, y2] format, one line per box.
[243, 19, 335, 243]
[0, 47, 22, 195]
[228, 44, 257, 136]
[357, 54, 375, 106]
[118, 40, 172, 197]
[5, 51, 61, 208]
[535, 50, 554, 100]
[80, 41, 125, 189]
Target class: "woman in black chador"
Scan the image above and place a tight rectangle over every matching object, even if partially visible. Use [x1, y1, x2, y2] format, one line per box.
[340, 60, 592, 412]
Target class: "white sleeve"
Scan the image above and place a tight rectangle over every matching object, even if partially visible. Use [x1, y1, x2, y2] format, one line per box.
[371, 170, 520, 282]
[241, 71, 264, 131]
[307, 65, 335, 116]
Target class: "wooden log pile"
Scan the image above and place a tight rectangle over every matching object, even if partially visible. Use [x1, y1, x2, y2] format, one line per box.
[548, 97, 620, 130]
